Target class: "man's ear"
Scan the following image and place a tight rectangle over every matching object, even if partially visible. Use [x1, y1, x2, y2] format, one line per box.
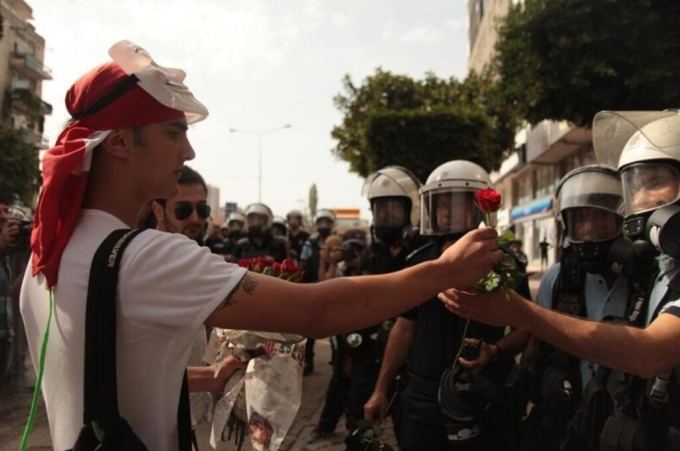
[100, 129, 130, 159]
[151, 200, 166, 231]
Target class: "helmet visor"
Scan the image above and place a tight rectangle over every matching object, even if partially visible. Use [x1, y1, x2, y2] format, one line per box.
[247, 213, 268, 228]
[371, 198, 409, 228]
[422, 191, 482, 235]
[563, 207, 621, 243]
[558, 170, 623, 214]
[622, 163, 680, 215]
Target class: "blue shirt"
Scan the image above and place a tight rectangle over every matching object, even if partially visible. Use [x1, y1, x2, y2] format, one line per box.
[537, 262, 630, 387]
[648, 255, 680, 325]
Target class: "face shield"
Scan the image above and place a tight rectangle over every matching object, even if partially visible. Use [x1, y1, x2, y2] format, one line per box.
[563, 207, 622, 243]
[421, 190, 482, 236]
[622, 163, 680, 215]
[247, 213, 268, 229]
[371, 197, 410, 228]
[557, 170, 623, 216]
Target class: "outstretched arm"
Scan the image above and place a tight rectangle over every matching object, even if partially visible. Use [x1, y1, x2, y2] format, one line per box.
[206, 228, 503, 338]
[439, 289, 680, 378]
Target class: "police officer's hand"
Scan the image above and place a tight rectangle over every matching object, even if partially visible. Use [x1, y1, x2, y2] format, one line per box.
[436, 227, 504, 290]
[0, 220, 19, 250]
[458, 338, 498, 371]
[210, 355, 247, 393]
[364, 390, 389, 425]
[438, 288, 524, 328]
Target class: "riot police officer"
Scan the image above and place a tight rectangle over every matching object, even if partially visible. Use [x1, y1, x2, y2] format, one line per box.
[440, 111, 680, 451]
[236, 203, 288, 262]
[300, 209, 337, 375]
[519, 165, 630, 451]
[286, 209, 310, 262]
[365, 161, 528, 451]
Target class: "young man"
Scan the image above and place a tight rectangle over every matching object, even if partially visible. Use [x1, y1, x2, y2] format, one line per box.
[441, 112, 680, 451]
[20, 41, 502, 451]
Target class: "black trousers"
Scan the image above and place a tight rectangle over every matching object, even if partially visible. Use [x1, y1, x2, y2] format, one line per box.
[400, 373, 512, 451]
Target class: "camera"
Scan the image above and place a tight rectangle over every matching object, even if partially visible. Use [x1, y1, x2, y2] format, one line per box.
[6, 206, 32, 252]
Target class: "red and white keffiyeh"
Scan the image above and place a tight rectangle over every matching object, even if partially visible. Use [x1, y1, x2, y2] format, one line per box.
[31, 40, 208, 288]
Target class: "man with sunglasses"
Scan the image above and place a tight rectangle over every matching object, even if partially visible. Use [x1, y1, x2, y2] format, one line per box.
[19, 41, 502, 451]
[152, 165, 211, 246]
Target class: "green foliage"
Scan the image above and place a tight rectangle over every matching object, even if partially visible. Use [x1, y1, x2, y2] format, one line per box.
[474, 230, 525, 293]
[494, 0, 680, 126]
[364, 107, 495, 182]
[331, 69, 518, 180]
[308, 183, 318, 219]
[0, 124, 39, 204]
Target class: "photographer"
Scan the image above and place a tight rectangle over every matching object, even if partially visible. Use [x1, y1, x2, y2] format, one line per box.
[0, 195, 19, 388]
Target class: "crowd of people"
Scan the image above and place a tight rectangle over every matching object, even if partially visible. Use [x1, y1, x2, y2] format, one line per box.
[1, 40, 679, 451]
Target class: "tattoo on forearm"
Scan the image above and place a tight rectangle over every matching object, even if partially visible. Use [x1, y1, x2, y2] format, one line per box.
[217, 273, 258, 310]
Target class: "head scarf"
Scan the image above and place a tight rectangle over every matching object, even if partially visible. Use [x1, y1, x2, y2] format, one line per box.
[32, 40, 208, 288]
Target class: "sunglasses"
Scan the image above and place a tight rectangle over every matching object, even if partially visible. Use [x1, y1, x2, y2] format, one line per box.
[173, 202, 211, 220]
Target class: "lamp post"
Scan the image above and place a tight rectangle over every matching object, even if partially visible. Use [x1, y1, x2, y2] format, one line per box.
[229, 124, 291, 202]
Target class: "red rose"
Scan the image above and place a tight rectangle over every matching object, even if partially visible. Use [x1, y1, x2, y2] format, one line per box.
[474, 188, 502, 213]
[281, 258, 299, 273]
[272, 262, 282, 274]
[237, 259, 252, 269]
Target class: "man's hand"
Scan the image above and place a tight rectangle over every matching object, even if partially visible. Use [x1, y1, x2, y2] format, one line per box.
[364, 389, 389, 425]
[438, 288, 524, 327]
[209, 355, 246, 393]
[458, 338, 498, 371]
[0, 220, 19, 249]
[436, 227, 504, 289]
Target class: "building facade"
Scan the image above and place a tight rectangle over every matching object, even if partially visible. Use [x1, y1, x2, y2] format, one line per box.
[0, 0, 51, 148]
[467, 0, 594, 268]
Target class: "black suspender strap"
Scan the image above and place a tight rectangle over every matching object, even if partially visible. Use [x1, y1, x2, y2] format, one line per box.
[83, 229, 144, 422]
[77, 228, 195, 451]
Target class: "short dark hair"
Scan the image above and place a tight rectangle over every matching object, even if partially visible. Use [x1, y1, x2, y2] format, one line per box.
[179, 165, 207, 193]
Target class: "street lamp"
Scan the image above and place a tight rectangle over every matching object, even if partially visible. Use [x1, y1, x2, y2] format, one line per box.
[229, 124, 292, 202]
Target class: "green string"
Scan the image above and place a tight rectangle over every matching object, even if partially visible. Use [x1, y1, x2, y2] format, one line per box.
[19, 289, 53, 451]
[452, 318, 471, 367]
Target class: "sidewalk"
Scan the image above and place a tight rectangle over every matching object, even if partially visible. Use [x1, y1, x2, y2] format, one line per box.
[0, 338, 395, 451]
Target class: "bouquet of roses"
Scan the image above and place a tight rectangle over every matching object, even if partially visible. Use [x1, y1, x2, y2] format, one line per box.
[208, 256, 306, 451]
[237, 257, 304, 282]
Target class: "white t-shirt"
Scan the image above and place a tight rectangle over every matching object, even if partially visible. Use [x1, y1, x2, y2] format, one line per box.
[20, 209, 246, 451]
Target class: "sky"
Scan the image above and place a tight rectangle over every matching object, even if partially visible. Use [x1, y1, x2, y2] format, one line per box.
[31, 0, 470, 220]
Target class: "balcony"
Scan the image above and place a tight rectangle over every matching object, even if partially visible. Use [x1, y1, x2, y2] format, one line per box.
[7, 88, 52, 117]
[10, 52, 52, 80]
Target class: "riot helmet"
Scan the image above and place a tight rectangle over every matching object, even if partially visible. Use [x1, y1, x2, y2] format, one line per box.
[286, 209, 304, 229]
[595, 111, 680, 258]
[245, 203, 273, 239]
[555, 165, 624, 271]
[419, 160, 491, 237]
[362, 166, 422, 246]
[271, 216, 288, 238]
[315, 209, 336, 239]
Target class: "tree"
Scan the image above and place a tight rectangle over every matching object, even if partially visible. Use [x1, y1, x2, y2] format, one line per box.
[494, 0, 680, 126]
[0, 125, 40, 205]
[331, 69, 517, 181]
[308, 183, 318, 219]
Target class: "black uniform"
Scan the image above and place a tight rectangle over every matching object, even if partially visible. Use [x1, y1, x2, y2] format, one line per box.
[235, 233, 288, 262]
[399, 241, 529, 451]
[315, 242, 409, 446]
[288, 229, 310, 262]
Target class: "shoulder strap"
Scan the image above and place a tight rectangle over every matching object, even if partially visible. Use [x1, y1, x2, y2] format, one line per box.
[83, 228, 144, 421]
[83, 228, 195, 451]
